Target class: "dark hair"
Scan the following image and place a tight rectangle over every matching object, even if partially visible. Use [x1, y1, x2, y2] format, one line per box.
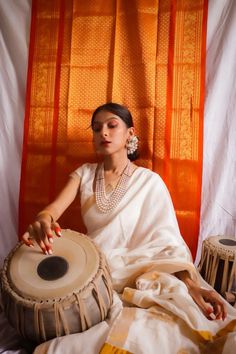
[91, 102, 139, 161]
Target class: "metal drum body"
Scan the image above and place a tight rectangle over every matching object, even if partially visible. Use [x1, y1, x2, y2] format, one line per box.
[0, 229, 113, 343]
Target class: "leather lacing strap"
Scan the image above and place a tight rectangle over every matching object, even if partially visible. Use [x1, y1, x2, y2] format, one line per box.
[74, 293, 91, 331]
[205, 246, 211, 282]
[228, 253, 236, 292]
[198, 243, 207, 272]
[221, 254, 229, 294]
[54, 302, 62, 337]
[40, 308, 46, 341]
[19, 303, 25, 338]
[102, 266, 113, 304]
[92, 280, 107, 321]
[206, 248, 214, 283]
[54, 302, 70, 337]
[34, 303, 42, 343]
[208, 249, 219, 287]
[58, 303, 70, 335]
[15, 301, 20, 335]
[34, 303, 47, 342]
[5, 293, 11, 320]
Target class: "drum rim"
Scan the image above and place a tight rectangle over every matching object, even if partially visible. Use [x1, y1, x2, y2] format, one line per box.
[1, 230, 111, 305]
[203, 235, 236, 259]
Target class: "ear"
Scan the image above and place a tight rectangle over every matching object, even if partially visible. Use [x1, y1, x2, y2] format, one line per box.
[127, 127, 135, 139]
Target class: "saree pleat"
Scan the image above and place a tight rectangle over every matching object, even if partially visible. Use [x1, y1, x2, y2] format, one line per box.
[19, 0, 208, 259]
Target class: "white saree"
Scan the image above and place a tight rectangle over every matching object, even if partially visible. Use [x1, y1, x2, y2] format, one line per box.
[34, 164, 236, 354]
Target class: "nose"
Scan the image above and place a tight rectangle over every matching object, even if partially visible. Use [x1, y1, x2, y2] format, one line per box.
[100, 125, 108, 137]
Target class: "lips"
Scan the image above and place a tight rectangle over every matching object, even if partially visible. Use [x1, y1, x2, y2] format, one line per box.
[100, 141, 111, 146]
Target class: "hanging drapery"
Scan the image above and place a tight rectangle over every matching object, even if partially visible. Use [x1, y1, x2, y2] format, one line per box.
[19, 0, 208, 259]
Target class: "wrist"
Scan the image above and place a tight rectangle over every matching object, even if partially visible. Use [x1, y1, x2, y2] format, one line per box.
[175, 270, 196, 291]
[36, 210, 54, 223]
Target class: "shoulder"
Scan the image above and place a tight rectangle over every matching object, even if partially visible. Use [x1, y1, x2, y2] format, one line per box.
[134, 166, 170, 194]
[135, 166, 164, 183]
[70, 163, 97, 179]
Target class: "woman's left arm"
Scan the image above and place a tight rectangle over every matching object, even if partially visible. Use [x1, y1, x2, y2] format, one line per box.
[175, 270, 227, 321]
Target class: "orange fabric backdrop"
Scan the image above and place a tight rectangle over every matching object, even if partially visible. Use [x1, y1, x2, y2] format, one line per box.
[19, 0, 208, 259]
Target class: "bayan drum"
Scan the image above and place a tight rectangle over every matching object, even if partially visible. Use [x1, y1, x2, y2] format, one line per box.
[0, 229, 113, 343]
[198, 235, 236, 300]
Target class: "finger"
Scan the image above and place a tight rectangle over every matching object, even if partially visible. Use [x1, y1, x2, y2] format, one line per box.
[37, 239, 53, 255]
[210, 300, 223, 320]
[52, 222, 62, 237]
[47, 233, 54, 244]
[34, 221, 53, 255]
[194, 291, 216, 320]
[25, 224, 35, 247]
[213, 301, 227, 321]
[41, 222, 54, 244]
[204, 290, 226, 320]
[205, 303, 216, 320]
[21, 231, 34, 247]
[222, 302, 227, 320]
[38, 240, 48, 255]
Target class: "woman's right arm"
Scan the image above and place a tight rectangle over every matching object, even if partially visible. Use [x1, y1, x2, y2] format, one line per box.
[21, 174, 81, 254]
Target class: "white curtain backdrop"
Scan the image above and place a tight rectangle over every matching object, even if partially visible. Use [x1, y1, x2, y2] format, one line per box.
[0, 0, 31, 267]
[0, 0, 235, 267]
[196, 0, 236, 264]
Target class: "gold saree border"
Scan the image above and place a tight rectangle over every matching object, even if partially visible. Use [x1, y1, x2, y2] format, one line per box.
[100, 343, 133, 354]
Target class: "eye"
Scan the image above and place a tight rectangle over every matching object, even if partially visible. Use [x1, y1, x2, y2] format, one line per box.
[92, 123, 101, 132]
[108, 120, 118, 129]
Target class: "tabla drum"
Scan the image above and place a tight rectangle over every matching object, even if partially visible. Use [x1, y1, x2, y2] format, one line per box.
[198, 235, 236, 298]
[0, 229, 113, 344]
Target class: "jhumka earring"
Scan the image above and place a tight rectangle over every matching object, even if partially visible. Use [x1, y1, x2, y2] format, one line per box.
[126, 136, 139, 155]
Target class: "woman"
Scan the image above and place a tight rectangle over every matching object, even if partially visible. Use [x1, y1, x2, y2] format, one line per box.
[22, 103, 235, 354]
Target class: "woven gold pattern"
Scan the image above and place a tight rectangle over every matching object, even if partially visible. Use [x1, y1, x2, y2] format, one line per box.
[19, 0, 208, 259]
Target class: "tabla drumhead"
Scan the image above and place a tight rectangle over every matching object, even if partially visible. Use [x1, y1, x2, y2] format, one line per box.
[208, 235, 236, 253]
[8, 229, 100, 300]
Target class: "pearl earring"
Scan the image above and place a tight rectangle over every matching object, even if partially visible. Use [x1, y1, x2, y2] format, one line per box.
[126, 136, 139, 155]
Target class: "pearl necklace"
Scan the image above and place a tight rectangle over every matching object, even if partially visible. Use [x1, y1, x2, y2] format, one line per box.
[95, 160, 131, 213]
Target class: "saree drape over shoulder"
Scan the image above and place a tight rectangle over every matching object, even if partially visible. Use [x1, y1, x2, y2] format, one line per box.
[34, 164, 236, 354]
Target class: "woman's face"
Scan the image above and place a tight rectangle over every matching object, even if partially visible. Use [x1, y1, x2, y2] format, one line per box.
[92, 110, 134, 156]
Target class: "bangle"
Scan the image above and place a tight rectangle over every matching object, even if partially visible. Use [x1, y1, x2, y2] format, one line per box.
[36, 210, 54, 223]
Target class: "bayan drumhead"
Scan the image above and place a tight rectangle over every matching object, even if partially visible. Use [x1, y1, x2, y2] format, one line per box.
[207, 235, 236, 254]
[8, 229, 100, 300]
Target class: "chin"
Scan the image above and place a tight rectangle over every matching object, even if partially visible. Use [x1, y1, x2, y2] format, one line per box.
[96, 149, 112, 156]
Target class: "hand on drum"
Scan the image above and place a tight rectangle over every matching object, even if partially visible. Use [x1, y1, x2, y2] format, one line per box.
[188, 285, 227, 321]
[21, 214, 62, 255]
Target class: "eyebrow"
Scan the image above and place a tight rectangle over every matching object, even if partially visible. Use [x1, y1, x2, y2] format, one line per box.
[92, 117, 119, 124]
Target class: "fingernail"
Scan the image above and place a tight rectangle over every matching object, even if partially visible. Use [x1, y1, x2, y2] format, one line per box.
[44, 250, 48, 255]
[48, 249, 53, 255]
[29, 244, 34, 248]
[55, 227, 62, 236]
[207, 307, 213, 315]
[209, 313, 216, 320]
[49, 237, 54, 244]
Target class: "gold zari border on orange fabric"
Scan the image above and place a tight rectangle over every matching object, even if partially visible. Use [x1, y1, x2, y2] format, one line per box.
[20, 0, 208, 259]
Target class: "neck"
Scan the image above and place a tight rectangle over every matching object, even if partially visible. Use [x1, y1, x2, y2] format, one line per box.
[102, 153, 130, 173]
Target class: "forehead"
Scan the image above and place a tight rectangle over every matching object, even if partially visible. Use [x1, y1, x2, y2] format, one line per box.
[93, 110, 122, 123]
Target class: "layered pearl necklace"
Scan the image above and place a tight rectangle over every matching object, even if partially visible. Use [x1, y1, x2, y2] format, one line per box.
[95, 160, 131, 213]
